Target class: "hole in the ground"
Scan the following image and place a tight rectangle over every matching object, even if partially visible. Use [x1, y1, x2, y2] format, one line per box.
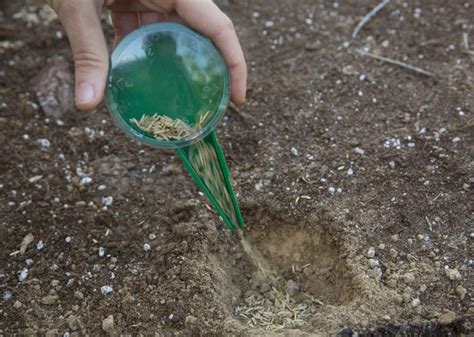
[241, 208, 355, 306]
[221, 203, 358, 331]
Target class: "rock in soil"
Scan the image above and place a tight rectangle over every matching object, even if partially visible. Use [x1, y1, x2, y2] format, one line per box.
[455, 285, 467, 300]
[102, 315, 114, 334]
[30, 56, 73, 118]
[41, 295, 59, 305]
[438, 310, 456, 325]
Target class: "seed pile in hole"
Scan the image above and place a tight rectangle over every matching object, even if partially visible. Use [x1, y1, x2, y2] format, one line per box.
[235, 231, 323, 331]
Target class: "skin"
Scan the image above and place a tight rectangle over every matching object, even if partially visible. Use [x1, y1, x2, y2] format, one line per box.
[47, 0, 247, 110]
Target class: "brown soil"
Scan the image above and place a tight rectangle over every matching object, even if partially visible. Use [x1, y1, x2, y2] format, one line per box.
[0, 0, 472, 336]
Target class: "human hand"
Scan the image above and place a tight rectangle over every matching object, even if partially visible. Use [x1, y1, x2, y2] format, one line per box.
[47, 0, 247, 110]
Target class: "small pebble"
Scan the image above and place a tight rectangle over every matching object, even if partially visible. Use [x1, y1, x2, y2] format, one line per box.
[41, 294, 59, 305]
[185, 315, 197, 325]
[18, 268, 28, 282]
[20, 233, 35, 254]
[102, 315, 114, 333]
[264, 21, 274, 28]
[28, 175, 43, 183]
[80, 177, 93, 185]
[3, 290, 12, 301]
[411, 298, 421, 308]
[403, 273, 415, 284]
[367, 247, 376, 258]
[455, 285, 467, 300]
[390, 249, 398, 258]
[390, 234, 399, 242]
[100, 286, 113, 295]
[368, 259, 380, 268]
[354, 147, 365, 155]
[101, 196, 113, 206]
[445, 268, 462, 281]
[439, 310, 456, 324]
[13, 300, 22, 309]
[419, 284, 427, 292]
[74, 291, 84, 300]
[36, 138, 50, 148]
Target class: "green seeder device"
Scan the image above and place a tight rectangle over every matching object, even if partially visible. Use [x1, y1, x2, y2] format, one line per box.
[105, 23, 244, 231]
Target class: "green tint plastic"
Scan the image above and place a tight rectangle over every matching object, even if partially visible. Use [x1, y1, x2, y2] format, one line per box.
[105, 22, 244, 231]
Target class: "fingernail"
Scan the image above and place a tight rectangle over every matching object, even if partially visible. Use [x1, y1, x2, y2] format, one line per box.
[76, 83, 95, 105]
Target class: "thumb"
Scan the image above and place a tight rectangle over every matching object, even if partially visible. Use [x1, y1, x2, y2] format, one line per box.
[50, 0, 108, 110]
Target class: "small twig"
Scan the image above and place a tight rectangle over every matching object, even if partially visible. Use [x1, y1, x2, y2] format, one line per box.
[462, 32, 474, 55]
[356, 49, 436, 77]
[425, 216, 433, 232]
[463, 32, 470, 50]
[352, 0, 391, 39]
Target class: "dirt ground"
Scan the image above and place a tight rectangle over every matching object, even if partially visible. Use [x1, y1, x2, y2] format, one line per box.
[0, 0, 472, 336]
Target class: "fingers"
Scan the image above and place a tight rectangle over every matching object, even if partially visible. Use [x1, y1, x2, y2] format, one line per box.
[108, 0, 248, 104]
[172, 1, 247, 104]
[111, 11, 139, 47]
[51, 0, 109, 110]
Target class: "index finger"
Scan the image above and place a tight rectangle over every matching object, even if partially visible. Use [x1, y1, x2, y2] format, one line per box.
[173, 1, 247, 104]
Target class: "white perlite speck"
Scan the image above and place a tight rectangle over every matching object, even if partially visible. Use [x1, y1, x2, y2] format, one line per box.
[18, 268, 28, 282]
[100, 285, 113, 295]
[368, 259, 380, 268]
[264, 21, 274, 28]
[347, 168, 354, 176]
[354, 147, 365, 155]
[65, 236, 72, 243]
[102, 196, 113, 206]
[328, 187, 336, 195]
[290, 147, 299, 156]
[411, 298, 421, 308]
[367, 247, 376, 258]
[36, 138, 50, 148]
[445, 268, 462, 280]
[80, 177, 93, 185]
[36, 240, 44, 250]
[99, 247, 105, 257]
[29, 175, 43, 183]
[3, 290, 12, 301]
[143, 243, 151, 252]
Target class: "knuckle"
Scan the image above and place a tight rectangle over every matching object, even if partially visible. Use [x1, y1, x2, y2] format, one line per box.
[221, 15, 235, 31]
[73, 50, 107, 70]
